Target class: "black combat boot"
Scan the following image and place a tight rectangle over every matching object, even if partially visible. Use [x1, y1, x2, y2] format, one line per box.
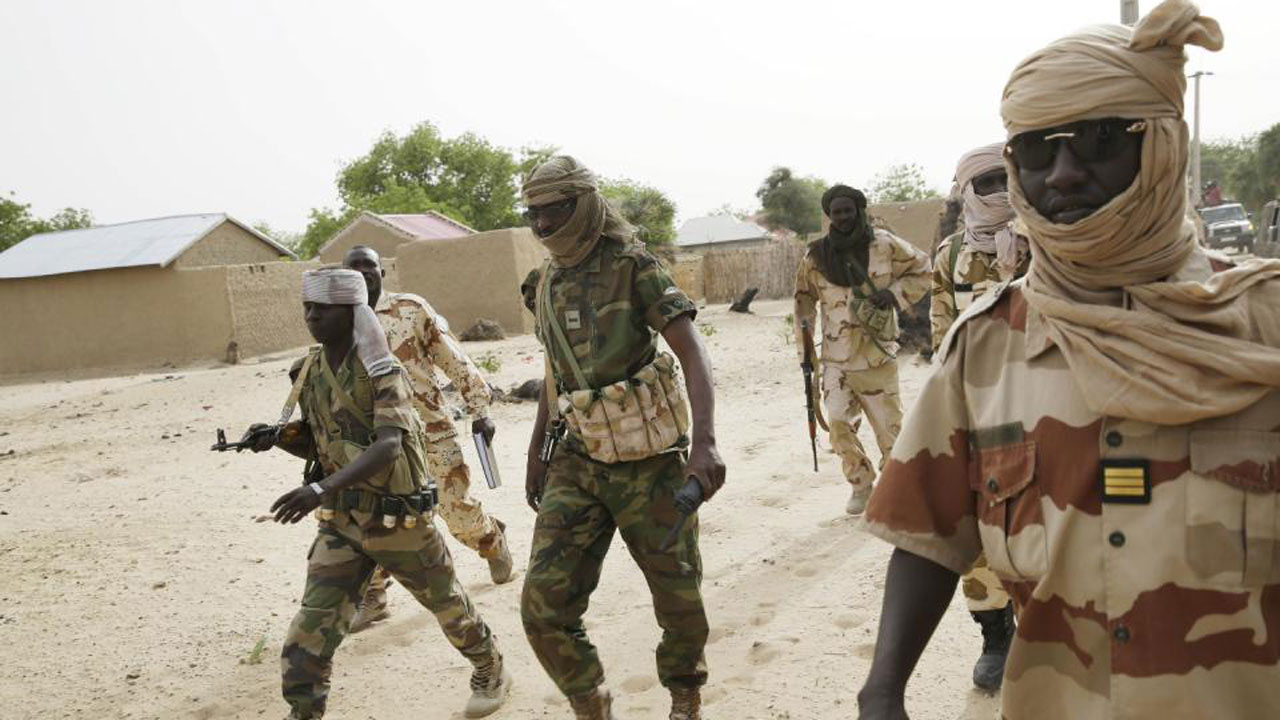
[971, 603, 1015, 691]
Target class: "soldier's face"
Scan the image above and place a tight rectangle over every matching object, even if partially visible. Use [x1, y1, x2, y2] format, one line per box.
[971, 168, 1008, 197]
[828, 196, 861, 234]
[524, 197, 578, 238]
[1014, 122, 1142, 225]
[303, 302, 354, 344]
[343, 248, 382, 303]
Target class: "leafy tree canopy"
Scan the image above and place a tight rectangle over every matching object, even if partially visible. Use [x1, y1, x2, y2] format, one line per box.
[867, 163, 941, 204]
[756, 167, 824, 239]
[600, 178, 677, 248]
[0, 191, 92, 253]
[1201, 123, 1280, 214]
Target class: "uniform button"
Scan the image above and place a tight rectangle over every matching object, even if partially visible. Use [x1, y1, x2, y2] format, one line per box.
[1105, 430, 1123, 448]
[1109, 531, 1126, 547]
[1113, 625, 1131, 643]
[986, 477, 999, 493]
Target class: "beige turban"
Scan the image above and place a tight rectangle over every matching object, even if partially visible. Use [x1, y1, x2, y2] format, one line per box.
[954, 142, 1024, 279]
[1001, 0, 1280, 424]
[302, 268, 396, 377]
[521, 156, 634, 268]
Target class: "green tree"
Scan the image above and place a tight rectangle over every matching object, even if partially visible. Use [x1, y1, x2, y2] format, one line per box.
[252, 221, 303, 257]
[868, 163, 941, 204]
[756, 167, 824, 238]
[0, 191, 93, 252]
[300, 122, 529, 257]
[1201, 123, 1280, 215]
[600, 178, 677, 248]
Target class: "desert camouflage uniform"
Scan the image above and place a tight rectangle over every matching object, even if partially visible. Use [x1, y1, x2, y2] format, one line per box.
[375, 291, 499, 554]
[281, 349, 493, 718]
[519, 238, 708, 697]
[794, 228, 931, 494]
[864, 263, 1280, 718]
[931, 231, 1031, 613]
[930, 231, 1032, 354]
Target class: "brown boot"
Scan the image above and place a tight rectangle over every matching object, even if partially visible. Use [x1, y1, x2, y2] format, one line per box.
[669, 686, 701, 720]
[567, 686, 615, 720]
[484, 518, 516, 585]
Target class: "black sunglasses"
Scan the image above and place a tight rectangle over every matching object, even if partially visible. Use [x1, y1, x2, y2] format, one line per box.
[522, 197, 577, 223]
[1007, 118, 1147, 171]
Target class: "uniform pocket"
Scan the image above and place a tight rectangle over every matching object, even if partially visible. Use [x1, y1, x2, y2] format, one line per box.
[1187, 430, 1280, 587]
[974, 441, 1047, 581]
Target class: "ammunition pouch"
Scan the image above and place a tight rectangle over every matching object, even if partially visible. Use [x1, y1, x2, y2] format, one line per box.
[558, 352, 691, 465]
[317, 486, 439, 527]
[851, 295, 897, 343]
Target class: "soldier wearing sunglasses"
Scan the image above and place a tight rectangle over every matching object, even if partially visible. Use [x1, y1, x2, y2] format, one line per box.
[857, 2, 1280, 719]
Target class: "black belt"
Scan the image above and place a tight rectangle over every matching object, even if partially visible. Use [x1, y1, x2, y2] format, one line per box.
[334, 486, 438, 515]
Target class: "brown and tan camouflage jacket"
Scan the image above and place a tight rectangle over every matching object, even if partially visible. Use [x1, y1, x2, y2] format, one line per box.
[864, 262, 1280, 718]
[374, 292, 491, 442]
[794, 228, 931, 370]
[930, 231, 1031, 353]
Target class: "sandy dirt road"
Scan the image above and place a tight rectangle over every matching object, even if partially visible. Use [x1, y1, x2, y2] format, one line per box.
[0, 299, 999, 720]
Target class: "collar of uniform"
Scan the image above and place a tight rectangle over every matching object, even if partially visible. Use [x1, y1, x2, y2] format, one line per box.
[1023, 299, 1055, 360]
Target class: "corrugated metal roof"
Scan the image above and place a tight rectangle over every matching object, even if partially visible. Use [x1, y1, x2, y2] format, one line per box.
[0, 213, 295, 279]
[377, 211, 476, 240]
[675, 215, 770, 247]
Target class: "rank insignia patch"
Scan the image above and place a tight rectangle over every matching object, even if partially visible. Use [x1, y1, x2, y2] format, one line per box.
[1100, 459, 1151, 504]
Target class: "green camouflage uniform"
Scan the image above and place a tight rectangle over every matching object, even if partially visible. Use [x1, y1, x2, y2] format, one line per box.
[519, 238, 707, 697]
[280, 348, 494, 718]
[930, 231, 1031, 614]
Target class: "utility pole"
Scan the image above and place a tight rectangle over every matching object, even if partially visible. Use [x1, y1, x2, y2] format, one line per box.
[1121, 0, 1139, 25]
[1189, 70, 1214, 205]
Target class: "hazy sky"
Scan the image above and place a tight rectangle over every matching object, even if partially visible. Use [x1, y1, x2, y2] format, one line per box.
[2, 0, 1276, 235]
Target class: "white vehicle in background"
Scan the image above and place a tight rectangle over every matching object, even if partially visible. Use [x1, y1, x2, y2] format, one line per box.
[1197, 202, 1257, 253]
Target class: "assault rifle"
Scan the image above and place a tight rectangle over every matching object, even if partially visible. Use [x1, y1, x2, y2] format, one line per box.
[799, 319, 829, 472]
[210, 425, 279, 452]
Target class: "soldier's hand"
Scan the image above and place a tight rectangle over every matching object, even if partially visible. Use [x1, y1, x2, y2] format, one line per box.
[242, 423, 277, 453]
[683, 442, 726, 501]
[472, 417, 496, 444]
[868, 289, 898, 311]
[271, 485, 322, 524]
[526, 457, 548, 512]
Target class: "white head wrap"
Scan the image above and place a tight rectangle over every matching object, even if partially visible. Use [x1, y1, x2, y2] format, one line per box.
[996, 0, 1280, 425]
[954, 142, 1024, 278]
[301, 268, 397, 377]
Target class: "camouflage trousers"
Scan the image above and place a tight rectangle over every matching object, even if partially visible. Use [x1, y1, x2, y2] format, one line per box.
[962, 552, 1011, 613]
[364, 433, 503, 598]
[281, 510, 494, 718]
[521, 446, 709, 698]
[822, 360, 903, 491]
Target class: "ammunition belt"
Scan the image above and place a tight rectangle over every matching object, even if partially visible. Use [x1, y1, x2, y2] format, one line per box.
[331, 486, 438, 515]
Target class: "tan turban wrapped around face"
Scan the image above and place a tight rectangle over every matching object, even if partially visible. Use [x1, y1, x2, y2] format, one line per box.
[302, 268, 397, 377]
[1001, 0, 1280, 425]
[521, 156, 634, 268]
[954, 142, 1024, 278]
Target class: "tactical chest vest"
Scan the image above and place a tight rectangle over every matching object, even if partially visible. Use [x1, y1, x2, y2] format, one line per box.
[536, 261, 691, 464]
[301, 347, 426, 495]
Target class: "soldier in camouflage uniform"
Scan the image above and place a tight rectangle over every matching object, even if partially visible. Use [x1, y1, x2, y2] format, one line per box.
[341, 246, 515, 633]
[517, 156, 725, 720]
[250, 268, 511, 719]
[794, 185, 931, 516]
[860, 4, 1280, 717]
[930, 143, 1029, 691]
